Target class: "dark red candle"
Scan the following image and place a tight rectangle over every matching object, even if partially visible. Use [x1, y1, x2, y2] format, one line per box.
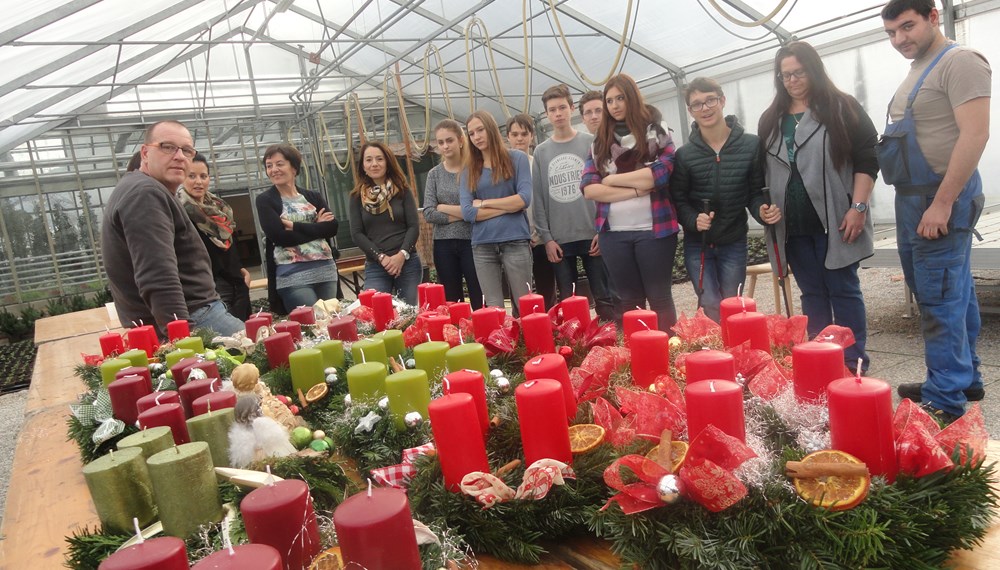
[622, 309, 657, 346]
[128, 326, 158, 358]
[372, 292, 394, 332]
[685, 379, 745, 442]
[518, 293, 546, 316]
[98, 536, 189, 570]
[242, 480, 322, 570]
[273, 320, 302, 343]
[523, 353, 576, 420]
[327, 316, 359, 342]
[170, 357, 201, 388]
[719, 296, 757, 345]
[792, 341, 845, 402]
[136, 390, 180, 414]
[828, 375, 898, 482]
[559, 295, 591, 329]
[138, 403, 190, 445]
[358, 289, 376, 308]
[443, 370, 489, 435]
[191, 391, 237, 417]
[333, 487, 421, 570]
[447, 302, 473, 325]
[428, 393, 490, 490]
[179, 377, 222, 418]
[287, 306, 316, 326]
[515, 379, 572, 465]
[167, 319, 190, 342]
[521, 313, 555, 356]
[191, 543, 281, 569]
[685, 349, 736, 384]
[245, 317, 270, 342]
[424, 314, 451, 341]
[108, 374, 153, 425]
[725, 311, 770, 353]
[629, 330, 670, 387]
[263, 332, 295, 369]
[471, 307, 503, 340]
[99, 332, 125, 357]
[116, 366, 152, 386]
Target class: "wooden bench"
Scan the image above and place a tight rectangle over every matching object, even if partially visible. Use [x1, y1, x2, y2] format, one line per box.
[247, 254, 368, 298]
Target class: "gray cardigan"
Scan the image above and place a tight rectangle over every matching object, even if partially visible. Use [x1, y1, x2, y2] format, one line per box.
[762, 107, 878, 271]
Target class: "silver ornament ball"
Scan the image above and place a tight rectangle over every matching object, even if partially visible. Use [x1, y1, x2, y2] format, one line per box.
[496, 377, 511, 394]
[489, 369, 505, 379]
[324, 367, 338, 375]
[325, 373, 339, 384]
[656, 474, 682, 504]
[378, 396, 390, 410]
[187, 368, 208, 381]
[343, 394, 352, 406]
[405, 358, 416, 369]
[148, 363, 164, 373]
[404, 411, 423, 428]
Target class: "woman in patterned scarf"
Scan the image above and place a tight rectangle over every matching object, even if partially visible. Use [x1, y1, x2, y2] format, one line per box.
[349, 141, 422, 305]
[178, 153, 251, 320]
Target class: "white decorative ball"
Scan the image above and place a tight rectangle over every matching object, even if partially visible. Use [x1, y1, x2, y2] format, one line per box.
[378, 396, 390, 410]
[404, 411, 423, 428]
[496, 377, 511, 394]
[324, 367, 338, 375]
[489, 369, 505, 379]
[344, 394, 352, 406]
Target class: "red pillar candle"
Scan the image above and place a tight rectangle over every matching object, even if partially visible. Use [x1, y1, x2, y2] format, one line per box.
[263, 332, 296, 369]
[424, 283, 446, 309]
[523, 353, 576, 421]
[471, 306, 503, 340]
[518, 293, 546, 316]
[136, 390, 180, 414]
[99, 332, 125, 357]
[521, 313, 555, 356]
[515, 380, 572, 465]
[115, 366, 152, 386]
[245, 317, 270, 342]
[98, 536, 189, 570]
[827, 375, 898, 482]
[685, 349, 736, 384]
[333, 487, 421, 570]
[424, 314, 451, 341]
[252, 311, 274, 326]
[372, 292, 394, 332]
[358, 289, 376, 308]
[443, 370, 489, 435]
[241, 479, 322, 570]
[167, 319, 190, 342]
[792, 341, 845, 403]
[622, 309, 657, 347]
[560, 295, 591, 329]
[273, 320, 302, 343]
[128, 326, 158, 358]
[179, 377, 222, 418]
[192, 391, 237, 417]
[629, 330, 670, 387]
[327, 316, 359, 342]
[685, 380, 746, 442]
[138, 403, 190, 445]
[725, 311, 770, 353]
[719, 296, 757, 345]
[169, 357, 201, 388]
[184, 360, 220, 383]
[428, 393, 490, 490]
[417, 283, 430, 308]
[109, 374, 153, 425]
[447, 302, 472, 325]
[191, 543, 282, 569]
[287, 306, 316, 326]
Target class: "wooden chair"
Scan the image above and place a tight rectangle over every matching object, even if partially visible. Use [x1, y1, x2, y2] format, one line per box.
[745, 262, 794, 315]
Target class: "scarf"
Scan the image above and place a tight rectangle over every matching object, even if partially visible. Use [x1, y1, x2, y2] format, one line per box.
[177, 188, 236, 251]
[362, 180, 396, 220]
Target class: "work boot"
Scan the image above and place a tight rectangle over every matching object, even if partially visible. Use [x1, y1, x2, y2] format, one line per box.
[897, 383, 985, 402]
[919, 403, 962, 426]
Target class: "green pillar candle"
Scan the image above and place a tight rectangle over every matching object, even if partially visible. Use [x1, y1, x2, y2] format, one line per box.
[81, 447, 156, 534]
[385, 369, 430, 430]
[100, 358, 132, 387]
[289, 348, 325, 394]
[174, 336, 205, 354]
[445, 343, 489, 378]
[372, 330, 405, 359]
[147, 442, 223, 538]
[351, 338, 387, 367]
[117, 426, 174, 460]
[346, 362, 388, 403]
[413, 341, 450, 383]
[315, 339, 345, 369]
[186, 408, 235, 468]
[120, 348, 149, 368]
[164, 348, 195, 368]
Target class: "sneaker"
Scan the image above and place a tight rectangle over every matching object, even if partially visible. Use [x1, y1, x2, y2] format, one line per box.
[920, 404, 962, 426]
[897, 383, 985, 402]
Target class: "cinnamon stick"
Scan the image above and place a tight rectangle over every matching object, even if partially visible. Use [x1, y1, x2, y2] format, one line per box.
[785, 461, 869, 478]
[656, 429, 673, 472]
[388, 356, 404, 373]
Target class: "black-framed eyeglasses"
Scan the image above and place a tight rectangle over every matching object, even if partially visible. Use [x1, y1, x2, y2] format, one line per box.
[688, 96, 722, 112]
[778, 69, 808, 82]
[151, 142, 197, 159]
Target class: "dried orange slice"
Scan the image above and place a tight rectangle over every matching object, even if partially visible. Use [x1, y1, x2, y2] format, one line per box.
[308, 546, 343, 569]
[644, 441, 689, 472]
[305, 382, 329, 404]
[792, 450, 870, 511]
[568, 424, 606, 454]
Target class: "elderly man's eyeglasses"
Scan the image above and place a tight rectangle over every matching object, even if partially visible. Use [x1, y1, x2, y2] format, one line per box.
[778, 69, 808, 82]
[688, 97, 722, 112]
[151, 142, 197, 159]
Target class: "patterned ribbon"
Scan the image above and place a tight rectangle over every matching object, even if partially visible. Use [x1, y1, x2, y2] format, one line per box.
[70, 390, 125, 446]
[370, 443, 436, 489]
[460, 459, 576, 508]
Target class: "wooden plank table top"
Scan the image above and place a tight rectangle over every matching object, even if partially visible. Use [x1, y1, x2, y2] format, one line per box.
[864, 204, 1000, 269]
[33, 306, 121, 345]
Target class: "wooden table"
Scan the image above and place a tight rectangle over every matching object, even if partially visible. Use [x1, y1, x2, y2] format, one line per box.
[1, 311, 996, 569]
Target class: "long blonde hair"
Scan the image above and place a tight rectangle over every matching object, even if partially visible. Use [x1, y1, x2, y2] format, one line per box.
[465, 110, 513, 193]
[434, 119, 468, 168]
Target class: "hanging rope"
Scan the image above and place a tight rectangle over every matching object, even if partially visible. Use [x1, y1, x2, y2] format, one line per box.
[319, 110, 352, 173]
[382, 68, 426, 154]
[424, 44, 455, 120]
[546, 0, 633, 87]
[521, 0, 531, 113]
[464, 17, 514, 118]
[704, 0, 792, 27]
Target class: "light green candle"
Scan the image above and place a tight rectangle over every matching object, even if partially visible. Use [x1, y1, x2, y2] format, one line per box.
[147, 442, 223, 538]
[117, 426, 173, 459]
[445, 343, 489, 378]
[174, 336, 205, 354]
[351, 338, 387, 367]
[120, 348, 149, 368]
[346, 362, 388, 403]
[372, 330, 405, 359]
[289, 348, 325, 394]
[413, 341, 450, 383]
[385, 369, 430, 430]
[315, 339, 345, 369]
[164, 348, 195, 368]
[186, 408, 235, 468]
[82, 447, 157, 534]
[100, 358, 132, 387]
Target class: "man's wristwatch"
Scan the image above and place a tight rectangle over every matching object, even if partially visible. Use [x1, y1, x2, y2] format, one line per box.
[377, 252, 386, 262]
[400, 249, 410, 261]
[851, 202, 868, 213]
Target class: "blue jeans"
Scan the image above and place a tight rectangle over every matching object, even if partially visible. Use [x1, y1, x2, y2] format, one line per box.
[433, 239, 483, 309]
[190, 299, 244, 336]
[785, 234, 869, 370]
[473, 241, 532, 309]
[278, 280, 339, 311]
[683, 238, 747, 324]
[364, 254, 423, 306]
[598, 231, 677, 332]
[896, 175, 984, 416]
[553, 239, 615, 322]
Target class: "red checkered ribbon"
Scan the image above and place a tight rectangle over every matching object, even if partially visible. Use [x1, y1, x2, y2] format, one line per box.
[460, 459, 576, 508]
[370, 443, 435, 489]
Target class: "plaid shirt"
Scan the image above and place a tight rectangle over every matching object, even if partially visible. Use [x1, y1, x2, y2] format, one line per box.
[580, 122, 678, 238]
